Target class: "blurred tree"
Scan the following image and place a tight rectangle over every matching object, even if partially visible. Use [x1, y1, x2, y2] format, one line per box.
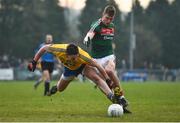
[161, 0, 180, 68]
[146, 0, 180, 68]
[113, 0, 162, 68]
[15, 0, 48, 58]
[43, 0, 67, 42]
[0, 0, 24, 56]
[133, 0, 162, 68]
[0, 0, 66, 59]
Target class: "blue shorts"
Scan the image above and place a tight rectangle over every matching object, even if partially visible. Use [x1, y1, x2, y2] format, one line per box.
[63, 64, 86, 78]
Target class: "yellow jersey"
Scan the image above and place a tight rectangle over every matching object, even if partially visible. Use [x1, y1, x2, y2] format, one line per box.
[47, 44, 92, 70]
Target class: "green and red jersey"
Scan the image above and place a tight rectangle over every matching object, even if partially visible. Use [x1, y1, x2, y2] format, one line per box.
[89, 19, 115, 58]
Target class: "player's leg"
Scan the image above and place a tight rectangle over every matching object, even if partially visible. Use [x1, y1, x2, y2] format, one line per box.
[34, 75, 44, 89]
[40, 61, 51, 95]
[83, 65, 115, 102]
[105, 60, 126, 101]
[51, 65, 84, 94]
[43, 62, 54, 95]
[95, 55, 131, 113]
[57, 75, 74, 92]
[49, 66, 75, 96]
[105, 60, 131, 113]
[49, 75, 73, 95]
[105, 60, 123, 92]
[43, 70, 51, 95]
[94, 55, 123, 93]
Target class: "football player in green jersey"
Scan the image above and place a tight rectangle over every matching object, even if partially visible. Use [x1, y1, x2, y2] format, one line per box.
[83, 5, 131, 113]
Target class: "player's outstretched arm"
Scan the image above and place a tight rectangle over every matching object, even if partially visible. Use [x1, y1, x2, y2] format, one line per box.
[27, 45, 50, 72]
[83, 31, 95, 47]
[33, 45, 49, 62]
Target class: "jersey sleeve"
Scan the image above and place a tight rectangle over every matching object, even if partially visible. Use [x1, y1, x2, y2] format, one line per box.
[47, 44, 66, 56]
[89, 19, 101, 33]
[78, 47, 92, 64]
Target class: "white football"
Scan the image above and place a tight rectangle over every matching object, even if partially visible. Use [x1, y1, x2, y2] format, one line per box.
[107, 104, 124, 117]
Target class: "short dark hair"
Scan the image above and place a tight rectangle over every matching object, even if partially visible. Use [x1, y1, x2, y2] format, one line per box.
[103, 5, 116, 17]
[66, 44, 79, 55]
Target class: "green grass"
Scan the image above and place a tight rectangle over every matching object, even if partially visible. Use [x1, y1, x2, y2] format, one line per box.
[0, 80, 180, 122]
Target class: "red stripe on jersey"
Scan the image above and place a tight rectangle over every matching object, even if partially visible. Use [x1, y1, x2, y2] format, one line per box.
[101, 28, 114, 35]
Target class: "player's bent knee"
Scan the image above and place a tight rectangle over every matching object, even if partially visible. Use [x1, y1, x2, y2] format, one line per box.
[106, 69, 114, 76]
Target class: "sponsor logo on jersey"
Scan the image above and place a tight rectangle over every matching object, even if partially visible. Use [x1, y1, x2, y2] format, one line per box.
[101, 28, 114, 35]
[103, 36, 114, 40]
[100, 28, 114, 40]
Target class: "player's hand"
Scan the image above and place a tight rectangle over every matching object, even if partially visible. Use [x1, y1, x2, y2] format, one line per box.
[106, 79, 113, 89]
[27, 60, 37, 72]
[83, 37, 91, 47]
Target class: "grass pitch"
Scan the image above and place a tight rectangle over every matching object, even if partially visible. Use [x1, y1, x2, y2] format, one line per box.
[0, 80, 180, 122]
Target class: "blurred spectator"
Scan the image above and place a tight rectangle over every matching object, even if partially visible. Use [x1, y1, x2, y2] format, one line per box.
[0, 54, 10, 68]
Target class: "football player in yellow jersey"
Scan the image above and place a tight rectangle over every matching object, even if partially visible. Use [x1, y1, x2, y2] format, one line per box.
[28, 43, 123, 104]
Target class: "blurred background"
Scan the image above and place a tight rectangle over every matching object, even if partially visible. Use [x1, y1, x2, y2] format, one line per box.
[0, 0, 179, 81]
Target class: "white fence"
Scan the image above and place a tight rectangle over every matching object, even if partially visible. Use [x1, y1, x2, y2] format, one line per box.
[0, 68, 14, 80]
